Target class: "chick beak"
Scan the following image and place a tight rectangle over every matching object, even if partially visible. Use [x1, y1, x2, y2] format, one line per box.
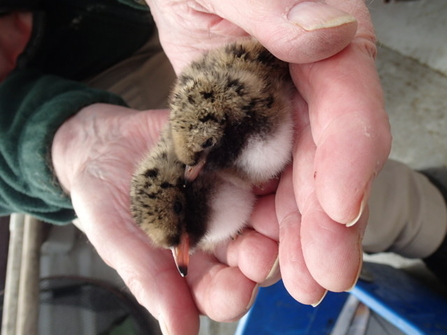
[171, 233, 190, 277]
[184, 155, 207, 182]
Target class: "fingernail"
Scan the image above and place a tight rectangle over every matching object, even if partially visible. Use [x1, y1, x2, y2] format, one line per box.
[344, 256, 363, 292]
[288, 2, 356, 31]
[245, 284, 260, 311]
[311, 290, 328, 307]
[261, 256, 280, 287]
[345, 196, 367, 227]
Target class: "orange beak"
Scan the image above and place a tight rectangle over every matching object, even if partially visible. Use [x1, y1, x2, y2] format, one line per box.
[171, 233, 190, 277]
[184, 156, 207, 182]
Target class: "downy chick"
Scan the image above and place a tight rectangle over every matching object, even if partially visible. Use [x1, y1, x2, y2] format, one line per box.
[130, 127, 255, 276]
[169, 39, 295, 184]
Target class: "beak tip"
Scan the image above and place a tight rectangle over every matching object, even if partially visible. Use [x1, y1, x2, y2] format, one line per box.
[172, 234, 190, 277]
[177, 265, 188, 277]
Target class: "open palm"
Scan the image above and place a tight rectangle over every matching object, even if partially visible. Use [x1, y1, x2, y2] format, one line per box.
[52, 104, 279, 334]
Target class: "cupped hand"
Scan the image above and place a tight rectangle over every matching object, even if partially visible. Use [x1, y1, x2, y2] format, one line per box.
[147, 0, 392, 306]
[51, 104, 279, 335]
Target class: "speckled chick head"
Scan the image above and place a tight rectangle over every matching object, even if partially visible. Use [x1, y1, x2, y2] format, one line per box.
[169, 39, 290, 169]
[169, 72, 228, 167]
[130, 129, 189, 249]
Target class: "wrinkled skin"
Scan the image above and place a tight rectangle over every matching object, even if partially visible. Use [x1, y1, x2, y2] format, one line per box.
[43, 1, 390, 334]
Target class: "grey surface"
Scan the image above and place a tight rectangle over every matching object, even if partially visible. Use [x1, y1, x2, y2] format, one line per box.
[369, 0, 447, 76]
[378, 45, 447, 169]
[365, 0, 447, 272]
[371, 0, 447, 169]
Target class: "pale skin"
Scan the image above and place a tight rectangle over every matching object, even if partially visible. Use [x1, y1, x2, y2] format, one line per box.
[1, 1, 391, 335]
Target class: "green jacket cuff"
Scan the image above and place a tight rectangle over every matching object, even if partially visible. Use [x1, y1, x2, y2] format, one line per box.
[0, 70, 127, 224]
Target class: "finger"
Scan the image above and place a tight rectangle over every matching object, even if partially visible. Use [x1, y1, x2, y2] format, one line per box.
[213, 228, 279, 285]
[252, 178, 279, 196]
[291, 115, 366, 292]
[291, 41, 391, 225]
[301, 197, 367, 291]
[275, 165, 326, 305]
[150, 0, 358, 72]
[250, 193, 280, 241]
[71, 187, 200, 335]
[187, 252, 258, 322]
[194, 0, 358, 63]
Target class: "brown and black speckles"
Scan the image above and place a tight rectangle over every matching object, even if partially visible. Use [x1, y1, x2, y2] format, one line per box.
[135, 188, 148, 197]
[190, 59, 205, 72]
[171, 92, 183, 103]
[264, 95, 275, 109]
[178, 75, 194, 85]
[168, 39, 293, 176]
[184, 177, 211, 246]
[143, 168, 159, 179]
[241, 95, 275, 115]
[146, 192, 158, 199]
[198, 113, 220, 124]
[200, 91, 215, 101]
[160, 181, 173, 189]
[132, 40, 294, 260]
[226, 78, 245, 96]
[187, 95, 195, 104]
[225, 43, 250, 59]
[130, 125, 213, 251]
[256, 47, 276, 65]
[242, 98, 258, 113]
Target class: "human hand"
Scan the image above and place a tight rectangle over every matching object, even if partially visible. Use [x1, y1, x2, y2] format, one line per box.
[147, 0, 391, 306]
[0, 11, 32, 82]
[51, 104, 279, 334]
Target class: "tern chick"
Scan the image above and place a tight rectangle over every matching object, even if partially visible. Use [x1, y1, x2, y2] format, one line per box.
[130, 128, 255, 276]
[169, 39, 295, 184]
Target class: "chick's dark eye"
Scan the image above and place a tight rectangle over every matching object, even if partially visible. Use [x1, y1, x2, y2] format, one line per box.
[173, 201, 183, 214]
[202, 138, 214, 149]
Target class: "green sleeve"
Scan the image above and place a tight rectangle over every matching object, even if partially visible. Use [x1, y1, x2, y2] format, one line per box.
[0, 70, 127, 224]
[117, 0, 150, 11]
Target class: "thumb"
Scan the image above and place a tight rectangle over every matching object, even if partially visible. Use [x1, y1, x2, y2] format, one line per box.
[200, 0, 358, 63]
